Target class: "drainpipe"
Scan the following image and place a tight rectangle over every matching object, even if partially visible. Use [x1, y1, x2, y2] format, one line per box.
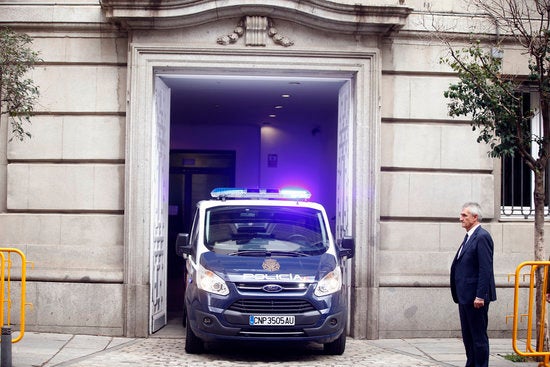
[489, 13, 503, 60]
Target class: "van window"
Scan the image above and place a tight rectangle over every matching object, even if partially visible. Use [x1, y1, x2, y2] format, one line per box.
[204, 206, 328, 256]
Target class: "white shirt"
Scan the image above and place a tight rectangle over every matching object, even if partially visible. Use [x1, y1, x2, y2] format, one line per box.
[458, 223, 481, 257]
[466, 223, 481, 240]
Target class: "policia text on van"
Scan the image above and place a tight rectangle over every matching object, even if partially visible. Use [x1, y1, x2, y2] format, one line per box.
[175, 188, 355, 355]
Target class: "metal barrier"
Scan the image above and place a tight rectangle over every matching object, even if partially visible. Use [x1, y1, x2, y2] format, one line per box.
[510, 261, 550, 366]
[0, 248, 33, 343]
[0, 248, 33, 367]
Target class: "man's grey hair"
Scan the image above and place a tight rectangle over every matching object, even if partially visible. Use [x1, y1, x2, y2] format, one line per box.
[463, 202, 483, 221]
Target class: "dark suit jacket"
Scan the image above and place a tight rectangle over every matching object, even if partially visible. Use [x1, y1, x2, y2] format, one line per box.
[450, 226, 497, 304]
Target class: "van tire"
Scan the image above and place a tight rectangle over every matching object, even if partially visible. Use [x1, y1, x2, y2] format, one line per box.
[185, 317, 204, 354]
[324, 332, 346, 355]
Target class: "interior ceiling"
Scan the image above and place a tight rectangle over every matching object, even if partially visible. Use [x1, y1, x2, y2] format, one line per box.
[161, 75, 345, 128]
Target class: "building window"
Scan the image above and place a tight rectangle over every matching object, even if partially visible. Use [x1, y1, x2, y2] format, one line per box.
[501, 92, 550, 218]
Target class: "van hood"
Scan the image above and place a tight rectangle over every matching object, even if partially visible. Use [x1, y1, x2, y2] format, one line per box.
[200, 251, 337, 283]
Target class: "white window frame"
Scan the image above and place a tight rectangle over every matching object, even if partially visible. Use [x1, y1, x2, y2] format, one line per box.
[500, 91, 550, 219]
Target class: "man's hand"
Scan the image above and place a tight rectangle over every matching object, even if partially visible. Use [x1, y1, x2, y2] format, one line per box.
[474, 297, 485, 309]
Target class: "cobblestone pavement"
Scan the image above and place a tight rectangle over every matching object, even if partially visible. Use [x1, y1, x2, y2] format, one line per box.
[57, 337, 449, 367]
[12, 326, 531, 367]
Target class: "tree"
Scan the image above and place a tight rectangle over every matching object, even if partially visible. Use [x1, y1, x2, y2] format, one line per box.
[0, 27, 41, 141]
[440, 0, 550, 350]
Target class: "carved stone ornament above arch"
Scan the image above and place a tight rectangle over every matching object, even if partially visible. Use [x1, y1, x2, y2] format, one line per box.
[217, 16, 294, 47]
[100, 0, 413, 36]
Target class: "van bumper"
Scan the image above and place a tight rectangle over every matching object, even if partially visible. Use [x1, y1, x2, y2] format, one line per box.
[188, 308, 346, 344]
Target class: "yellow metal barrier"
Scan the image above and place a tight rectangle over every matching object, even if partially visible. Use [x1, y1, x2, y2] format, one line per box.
[511, 261, 550, 366]
[0, 248, 33, 343]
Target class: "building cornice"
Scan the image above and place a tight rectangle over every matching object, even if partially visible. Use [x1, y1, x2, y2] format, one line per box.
[100, 0, 412, 35]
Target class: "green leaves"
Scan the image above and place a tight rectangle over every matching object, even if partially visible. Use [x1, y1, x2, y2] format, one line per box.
[0, 27, 41, 141]
[442, 43, 529, 159]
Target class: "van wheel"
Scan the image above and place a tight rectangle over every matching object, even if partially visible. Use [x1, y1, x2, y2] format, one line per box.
[185, 316, 204, 354]
[324, 332, 346, 355]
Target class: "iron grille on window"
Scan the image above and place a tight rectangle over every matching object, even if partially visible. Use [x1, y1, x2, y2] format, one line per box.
[501, 92, 550, 218]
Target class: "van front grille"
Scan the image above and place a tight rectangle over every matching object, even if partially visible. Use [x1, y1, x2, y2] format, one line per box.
[228, 299, 316, 313]
[236, 282, 309, 293]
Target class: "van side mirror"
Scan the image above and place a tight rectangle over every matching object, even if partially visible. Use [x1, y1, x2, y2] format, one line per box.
[337, 237, 354, 259]
[175, 233, 191, 257]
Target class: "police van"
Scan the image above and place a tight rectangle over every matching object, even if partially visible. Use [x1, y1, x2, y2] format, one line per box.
[175, 188, 354, 355]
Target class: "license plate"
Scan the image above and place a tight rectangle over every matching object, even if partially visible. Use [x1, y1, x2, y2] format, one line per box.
[249, 315, 295, 326]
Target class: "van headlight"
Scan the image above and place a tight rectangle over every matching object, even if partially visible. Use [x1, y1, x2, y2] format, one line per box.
[197, 264, 229, 296]
[314, 266, 342, 296]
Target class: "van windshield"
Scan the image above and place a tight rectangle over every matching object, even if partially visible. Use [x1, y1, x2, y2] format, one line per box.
[204, 205, 329, 256]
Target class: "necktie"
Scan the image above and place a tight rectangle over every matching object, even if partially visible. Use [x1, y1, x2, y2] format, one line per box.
[457, 234, 468, 258]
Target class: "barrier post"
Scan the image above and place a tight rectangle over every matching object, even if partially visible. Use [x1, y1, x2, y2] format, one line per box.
[1, 326, 11, 367]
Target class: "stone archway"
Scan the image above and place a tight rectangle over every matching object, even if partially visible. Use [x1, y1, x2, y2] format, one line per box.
[124, 48, 380, 338]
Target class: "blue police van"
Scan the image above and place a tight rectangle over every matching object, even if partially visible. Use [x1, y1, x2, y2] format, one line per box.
[175, 188, 354, 355]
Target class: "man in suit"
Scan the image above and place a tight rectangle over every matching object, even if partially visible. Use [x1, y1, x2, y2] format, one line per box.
[450, 202, 497, 367]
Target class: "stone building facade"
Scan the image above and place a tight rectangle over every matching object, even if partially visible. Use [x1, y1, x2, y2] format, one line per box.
[0, 0, 544, 339]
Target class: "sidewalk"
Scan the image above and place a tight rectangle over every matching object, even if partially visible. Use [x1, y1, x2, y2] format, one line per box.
[8, 324, 540, 367]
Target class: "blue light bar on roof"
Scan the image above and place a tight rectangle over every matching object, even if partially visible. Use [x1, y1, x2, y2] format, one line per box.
[211, 187, 311, 200]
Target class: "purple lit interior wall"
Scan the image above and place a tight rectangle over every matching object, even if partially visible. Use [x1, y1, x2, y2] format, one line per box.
[260, 124, 336, 224]
[170, 123, 261, 187]
[170, 122, 337, 227]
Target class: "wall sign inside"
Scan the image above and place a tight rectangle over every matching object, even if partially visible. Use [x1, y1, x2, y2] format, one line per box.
[268, 154, 278, 168]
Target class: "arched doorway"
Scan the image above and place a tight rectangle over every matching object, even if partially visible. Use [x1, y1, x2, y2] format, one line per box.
[124, 50, 379, 338]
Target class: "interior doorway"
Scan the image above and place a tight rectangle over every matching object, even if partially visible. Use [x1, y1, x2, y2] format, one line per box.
[167, 150, 236, 314]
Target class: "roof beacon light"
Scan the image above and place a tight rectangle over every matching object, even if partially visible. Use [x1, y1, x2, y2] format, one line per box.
[211, 187, 311, 200]
[279, 188, 312, 200]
